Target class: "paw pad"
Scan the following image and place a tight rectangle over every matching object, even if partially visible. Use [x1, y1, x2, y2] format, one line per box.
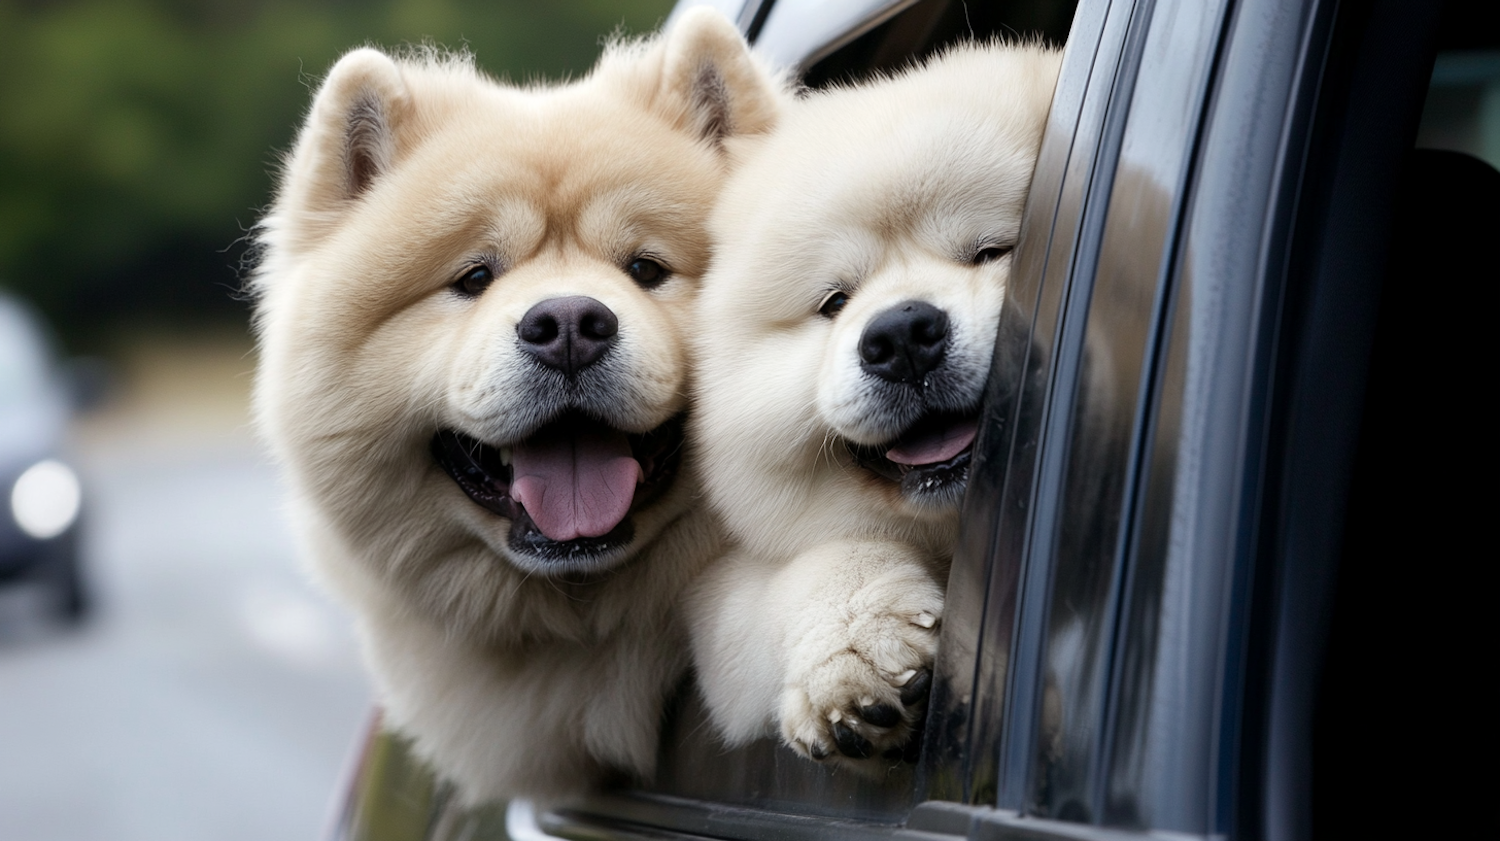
[859, 702, 901, 728]
[832, 719, 874, 759]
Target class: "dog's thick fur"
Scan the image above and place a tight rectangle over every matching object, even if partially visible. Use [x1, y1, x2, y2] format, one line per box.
[251, 10, 782, 804]
[687, 43, 1062, 765]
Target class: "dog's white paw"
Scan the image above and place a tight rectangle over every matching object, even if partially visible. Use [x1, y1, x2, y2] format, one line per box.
[779, 571, 942, 765]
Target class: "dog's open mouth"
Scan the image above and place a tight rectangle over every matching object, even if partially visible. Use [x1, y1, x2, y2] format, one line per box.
[431, 413, 684, 564]
[848, 411, 979, 503]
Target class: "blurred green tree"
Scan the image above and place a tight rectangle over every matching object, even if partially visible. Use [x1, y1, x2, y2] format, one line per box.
[0, 0, 675, 350]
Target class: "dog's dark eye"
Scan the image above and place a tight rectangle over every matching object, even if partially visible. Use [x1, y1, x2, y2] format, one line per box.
[626, 257, 668, 289]
[972, 245, 1013, 265]
[454, 265, 494, 297]
[819, 290, 850, 319]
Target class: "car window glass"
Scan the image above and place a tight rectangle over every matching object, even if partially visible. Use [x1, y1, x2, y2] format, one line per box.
[0, 299, 53, 408]
[644, 0, 1079, 821]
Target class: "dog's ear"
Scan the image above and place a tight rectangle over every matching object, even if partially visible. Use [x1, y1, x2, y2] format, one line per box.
[277, 48, 410, 228]
[655, 8, 782, 145]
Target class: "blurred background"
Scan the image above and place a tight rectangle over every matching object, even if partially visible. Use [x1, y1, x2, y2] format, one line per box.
[0, 1, 672, 839]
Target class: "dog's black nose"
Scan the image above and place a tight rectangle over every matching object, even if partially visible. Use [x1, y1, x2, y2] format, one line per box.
[859, 300, 949, 384]
[517, 296, 618, 376]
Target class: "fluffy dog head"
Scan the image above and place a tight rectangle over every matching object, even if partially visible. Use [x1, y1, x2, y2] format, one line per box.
[695, 43, 1061, 558]
[252, 10, 781, 641]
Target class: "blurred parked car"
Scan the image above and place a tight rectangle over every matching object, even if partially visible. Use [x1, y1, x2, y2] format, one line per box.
[0, 292, 89, 623]
[329, 0, 1496, 838]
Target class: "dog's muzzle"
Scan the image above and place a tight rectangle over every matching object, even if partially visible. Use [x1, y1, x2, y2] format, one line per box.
[844, 300, 980, 507]
[847, 410, 978, 507]
[431, 412, 684, 572]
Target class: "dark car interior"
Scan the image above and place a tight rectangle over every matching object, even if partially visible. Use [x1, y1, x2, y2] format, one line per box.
[796, 0, 1078, 90]
[1310, 5, 1498, 838]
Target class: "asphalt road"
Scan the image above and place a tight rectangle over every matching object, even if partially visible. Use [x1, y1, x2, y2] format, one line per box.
[0, 402, 371, 840]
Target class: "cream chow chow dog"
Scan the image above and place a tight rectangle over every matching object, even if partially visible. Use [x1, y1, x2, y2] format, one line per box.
[250, 10, 782, 803]
[687, 42, 1062, 766]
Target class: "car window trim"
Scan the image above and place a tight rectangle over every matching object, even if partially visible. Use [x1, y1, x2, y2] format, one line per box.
[921, 0, 1127, 806]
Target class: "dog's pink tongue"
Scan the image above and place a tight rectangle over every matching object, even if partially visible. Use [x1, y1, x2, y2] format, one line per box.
[510, 426, 642, 542]
[886, 417, 979, 466]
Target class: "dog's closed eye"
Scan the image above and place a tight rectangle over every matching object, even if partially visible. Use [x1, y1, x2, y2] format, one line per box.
[970, 245, 1012, 265]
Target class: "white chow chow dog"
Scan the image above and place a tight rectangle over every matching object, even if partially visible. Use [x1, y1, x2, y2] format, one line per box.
[250, 10, 783, 803]
[688, 42, 1062, 766]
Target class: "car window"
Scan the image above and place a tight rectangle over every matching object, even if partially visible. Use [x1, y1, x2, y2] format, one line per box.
[642, 0, 1082, 822]
[0, 297, 54, 409]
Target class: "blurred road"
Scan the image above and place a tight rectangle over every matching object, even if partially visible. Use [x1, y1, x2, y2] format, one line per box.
[0, 337, 371, 841]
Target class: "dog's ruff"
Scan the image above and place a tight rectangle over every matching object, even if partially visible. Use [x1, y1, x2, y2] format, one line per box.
[686, 42, 1062, 767]
[251, 9, 782, 804]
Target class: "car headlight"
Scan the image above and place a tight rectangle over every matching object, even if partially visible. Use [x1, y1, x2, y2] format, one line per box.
[10, 459, 81, 540]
